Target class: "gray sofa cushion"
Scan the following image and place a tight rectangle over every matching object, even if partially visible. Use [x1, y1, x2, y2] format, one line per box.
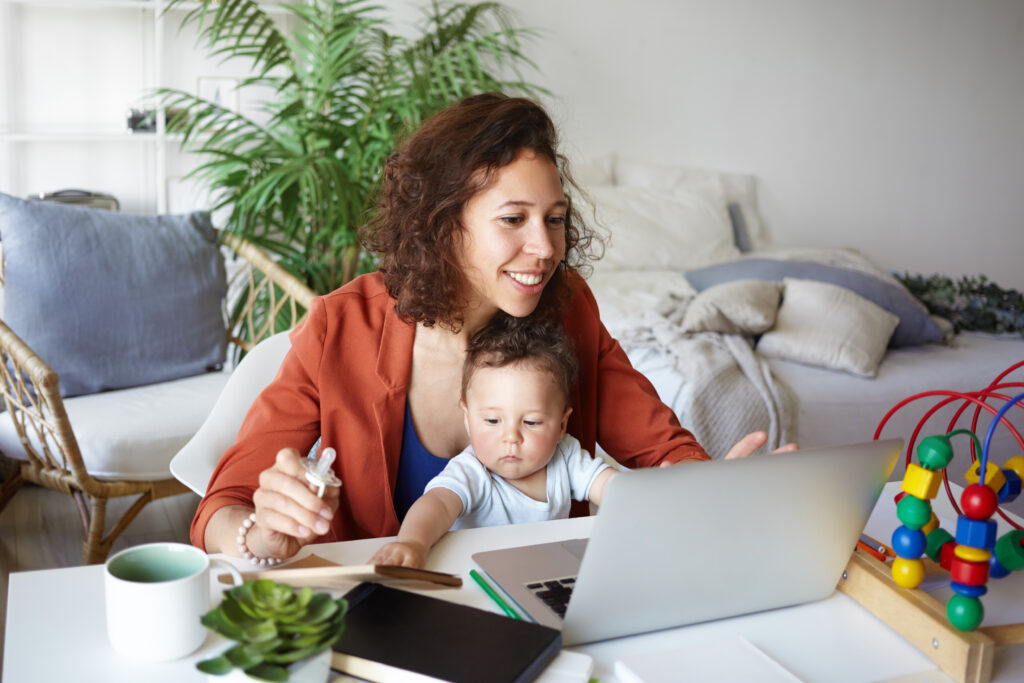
[0, 193, 227, 397]
[685, 258, 944, 348]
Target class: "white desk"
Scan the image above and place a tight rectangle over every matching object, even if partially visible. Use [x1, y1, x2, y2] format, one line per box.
[4, 482, 1023, 683]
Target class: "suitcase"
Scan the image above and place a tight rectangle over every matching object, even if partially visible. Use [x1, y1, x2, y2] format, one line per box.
[32, 189, 120, 211]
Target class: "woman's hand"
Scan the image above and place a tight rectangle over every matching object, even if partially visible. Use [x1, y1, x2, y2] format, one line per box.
[723, 431, 799, 460]
[248, 448, 341, 559]
[370, 541, 428, 569]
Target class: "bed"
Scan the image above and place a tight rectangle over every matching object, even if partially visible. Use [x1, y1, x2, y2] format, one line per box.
[576, 155, 1024, 513]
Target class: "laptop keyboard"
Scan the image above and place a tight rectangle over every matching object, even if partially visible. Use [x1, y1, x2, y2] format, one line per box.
[525, 576, 576, 617]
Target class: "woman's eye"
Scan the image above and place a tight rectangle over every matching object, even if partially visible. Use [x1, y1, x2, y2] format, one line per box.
[547, 215, 566, 226]
[500, 216, 524, 226]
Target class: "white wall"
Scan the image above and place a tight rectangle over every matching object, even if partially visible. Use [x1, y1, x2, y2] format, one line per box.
[494, 0, 1024, 291]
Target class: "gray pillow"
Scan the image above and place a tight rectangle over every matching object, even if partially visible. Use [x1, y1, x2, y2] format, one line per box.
[0, 193, 227, 397]
[684, 258, 943, 348]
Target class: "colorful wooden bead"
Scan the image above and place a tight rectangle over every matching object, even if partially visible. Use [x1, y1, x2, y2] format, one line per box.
[896, 495, 932, 530]
[891, 526, 927, 558]
[998, 469, 1021, 503]
[965, 459, 1008, 493]
[916, 435, 954, 470]
[902, 463, 942, 500]
[960, 483, 998, 520]
[925, 527, 955, 562]
[950, 555, 990, 586]
[949, 580, 988, 598]
[993, 529, 1024, 572]
[1004, 456, 1024, 482]
[989, 555, 1011, 579]
[955, 516, 997, 550]
[947, 594, 984, 631]
[921, 512, 940, 536]
[891, 557, 925, 588]
[954, 544, 992, 563]
[940, 540, 957, 571]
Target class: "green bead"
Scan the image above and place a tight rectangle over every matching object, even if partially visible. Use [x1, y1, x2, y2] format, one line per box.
[994, 530, 1024, 571]
[947, 594, 984, 631]
[897, 495, 932, 530]
[925, 527, 955, 562]
[917, 435, 954, 470]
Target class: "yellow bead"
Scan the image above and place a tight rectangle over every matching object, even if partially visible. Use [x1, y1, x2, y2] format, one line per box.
[892, 557, 926, 588]
[1005, 456, 1024, 482]
[921, 513, 940, 536]
[902, 463, 942, 500]
[954, 545, 992, 563]
[965, 459, 1008, 493]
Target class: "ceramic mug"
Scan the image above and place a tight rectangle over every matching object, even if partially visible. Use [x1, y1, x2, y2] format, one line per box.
[104, 542, 243, 662]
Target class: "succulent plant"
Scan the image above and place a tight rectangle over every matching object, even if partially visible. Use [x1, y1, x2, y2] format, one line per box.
[197, 579, 348, 682]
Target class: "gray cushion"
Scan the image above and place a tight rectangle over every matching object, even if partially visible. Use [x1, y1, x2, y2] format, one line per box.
[684, 258, 944, 348]
[0, 193, 227, 397]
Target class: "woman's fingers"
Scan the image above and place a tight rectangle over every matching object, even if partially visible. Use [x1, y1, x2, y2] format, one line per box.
[773, 442, 800, 453]
[253, 448, 335, 544]
[723, 431, 768, 460]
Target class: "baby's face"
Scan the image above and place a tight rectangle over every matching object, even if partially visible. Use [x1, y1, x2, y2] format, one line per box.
[462, 362, 571, 481]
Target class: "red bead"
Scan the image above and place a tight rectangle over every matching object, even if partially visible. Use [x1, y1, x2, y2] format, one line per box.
[950, 555, 990, 586]
[939, 541, 957, 571]
[961, 483, 998, 520]
[894, 490, 908, 505]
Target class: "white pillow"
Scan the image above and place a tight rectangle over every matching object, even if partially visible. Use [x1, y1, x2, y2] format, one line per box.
[584, 183, 740, 273]
[681, 279, 782, 335]
[757, 278, 899, 378]
[615, 156, 768, 251]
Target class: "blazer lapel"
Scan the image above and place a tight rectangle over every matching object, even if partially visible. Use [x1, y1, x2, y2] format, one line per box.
[372, 305, 414, 533]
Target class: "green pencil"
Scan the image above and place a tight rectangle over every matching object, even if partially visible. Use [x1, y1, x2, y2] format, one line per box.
[469, 569, 522, 620]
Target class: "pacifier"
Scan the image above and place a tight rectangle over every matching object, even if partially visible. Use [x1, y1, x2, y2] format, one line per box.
[303, 447, 342, 498]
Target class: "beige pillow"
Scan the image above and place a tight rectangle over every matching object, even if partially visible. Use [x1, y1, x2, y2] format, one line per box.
[681, 279, 781, 335]
[757, 278, 899, 378]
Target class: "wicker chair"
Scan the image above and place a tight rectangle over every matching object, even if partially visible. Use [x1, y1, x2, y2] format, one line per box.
[0, 230, 315, 564]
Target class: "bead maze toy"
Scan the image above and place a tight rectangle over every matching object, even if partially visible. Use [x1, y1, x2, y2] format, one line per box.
[835, 361, 1024, 683]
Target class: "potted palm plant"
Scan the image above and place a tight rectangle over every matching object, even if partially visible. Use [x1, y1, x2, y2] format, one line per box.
[161, 0, 544, 296]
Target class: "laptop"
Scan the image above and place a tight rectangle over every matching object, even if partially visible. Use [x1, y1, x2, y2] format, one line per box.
[472, 439, 901, 646]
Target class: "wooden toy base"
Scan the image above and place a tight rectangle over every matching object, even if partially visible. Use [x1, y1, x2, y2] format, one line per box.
[837, 549, 1024, 683]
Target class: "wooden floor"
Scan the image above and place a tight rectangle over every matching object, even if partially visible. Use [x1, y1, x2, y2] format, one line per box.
[0, 483, 200, 674]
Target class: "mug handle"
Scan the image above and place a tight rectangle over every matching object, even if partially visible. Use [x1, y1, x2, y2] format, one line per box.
[210, 558, 244, 587]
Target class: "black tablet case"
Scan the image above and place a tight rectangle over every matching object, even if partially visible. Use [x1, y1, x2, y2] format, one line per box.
[331, 582, 562, 683]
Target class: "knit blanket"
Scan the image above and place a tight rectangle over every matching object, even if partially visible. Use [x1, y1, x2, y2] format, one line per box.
[616, 291, 797, 459]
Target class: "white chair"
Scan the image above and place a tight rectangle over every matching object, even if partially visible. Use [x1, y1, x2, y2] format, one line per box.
[170, 330, 294, 497]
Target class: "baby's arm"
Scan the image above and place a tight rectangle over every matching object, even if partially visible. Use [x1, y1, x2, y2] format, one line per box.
[369, 487, 464, 569]
[587, 468, 618, 507]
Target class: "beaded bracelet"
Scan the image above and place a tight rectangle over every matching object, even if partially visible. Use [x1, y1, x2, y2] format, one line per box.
[237, 512, 284, 567]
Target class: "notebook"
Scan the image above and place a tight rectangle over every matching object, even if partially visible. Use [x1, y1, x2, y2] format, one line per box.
[472, 439, 901, 646]
[331, 582, 562, 683]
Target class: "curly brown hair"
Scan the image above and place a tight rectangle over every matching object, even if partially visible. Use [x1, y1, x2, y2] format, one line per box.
[360, 93, 600, 331]
[461, 313, 578, 406]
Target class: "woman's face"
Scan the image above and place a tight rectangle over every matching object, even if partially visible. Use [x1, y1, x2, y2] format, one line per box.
[457, 150, 567, 326]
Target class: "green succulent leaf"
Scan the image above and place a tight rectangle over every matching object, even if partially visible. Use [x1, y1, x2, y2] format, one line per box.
[194, 580, 347, 681]
[196, 655, 234, 675]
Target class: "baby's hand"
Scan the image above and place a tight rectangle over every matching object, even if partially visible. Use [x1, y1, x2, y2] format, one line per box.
[370, 541, 428, 569]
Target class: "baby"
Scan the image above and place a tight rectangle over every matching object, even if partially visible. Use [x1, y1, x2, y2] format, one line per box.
[371, 314, 618, 568]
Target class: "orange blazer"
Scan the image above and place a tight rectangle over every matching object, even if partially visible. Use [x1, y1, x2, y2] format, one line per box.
[191, 272, 707, 548]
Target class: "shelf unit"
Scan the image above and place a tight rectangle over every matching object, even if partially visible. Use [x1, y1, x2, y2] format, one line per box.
[0, 0, 288, 215]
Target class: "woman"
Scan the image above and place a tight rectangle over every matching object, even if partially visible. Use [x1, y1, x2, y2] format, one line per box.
[193, 94, 783, 562]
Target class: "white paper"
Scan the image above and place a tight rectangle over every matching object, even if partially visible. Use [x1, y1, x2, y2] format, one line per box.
[614, 636, 802, 683]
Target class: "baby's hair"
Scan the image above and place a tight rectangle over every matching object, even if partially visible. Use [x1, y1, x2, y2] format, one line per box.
[462, 314, 578, 405]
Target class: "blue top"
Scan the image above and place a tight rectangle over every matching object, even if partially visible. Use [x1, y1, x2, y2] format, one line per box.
[393, 400, 450, 520]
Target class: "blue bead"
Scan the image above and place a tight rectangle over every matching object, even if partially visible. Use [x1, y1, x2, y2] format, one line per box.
[950, 581, 988, 598]
[989, 555, 1011, 579]
[956, 516, 997, 550]
[998, 470, 1022, 503]
[892, 525, 927, 558]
